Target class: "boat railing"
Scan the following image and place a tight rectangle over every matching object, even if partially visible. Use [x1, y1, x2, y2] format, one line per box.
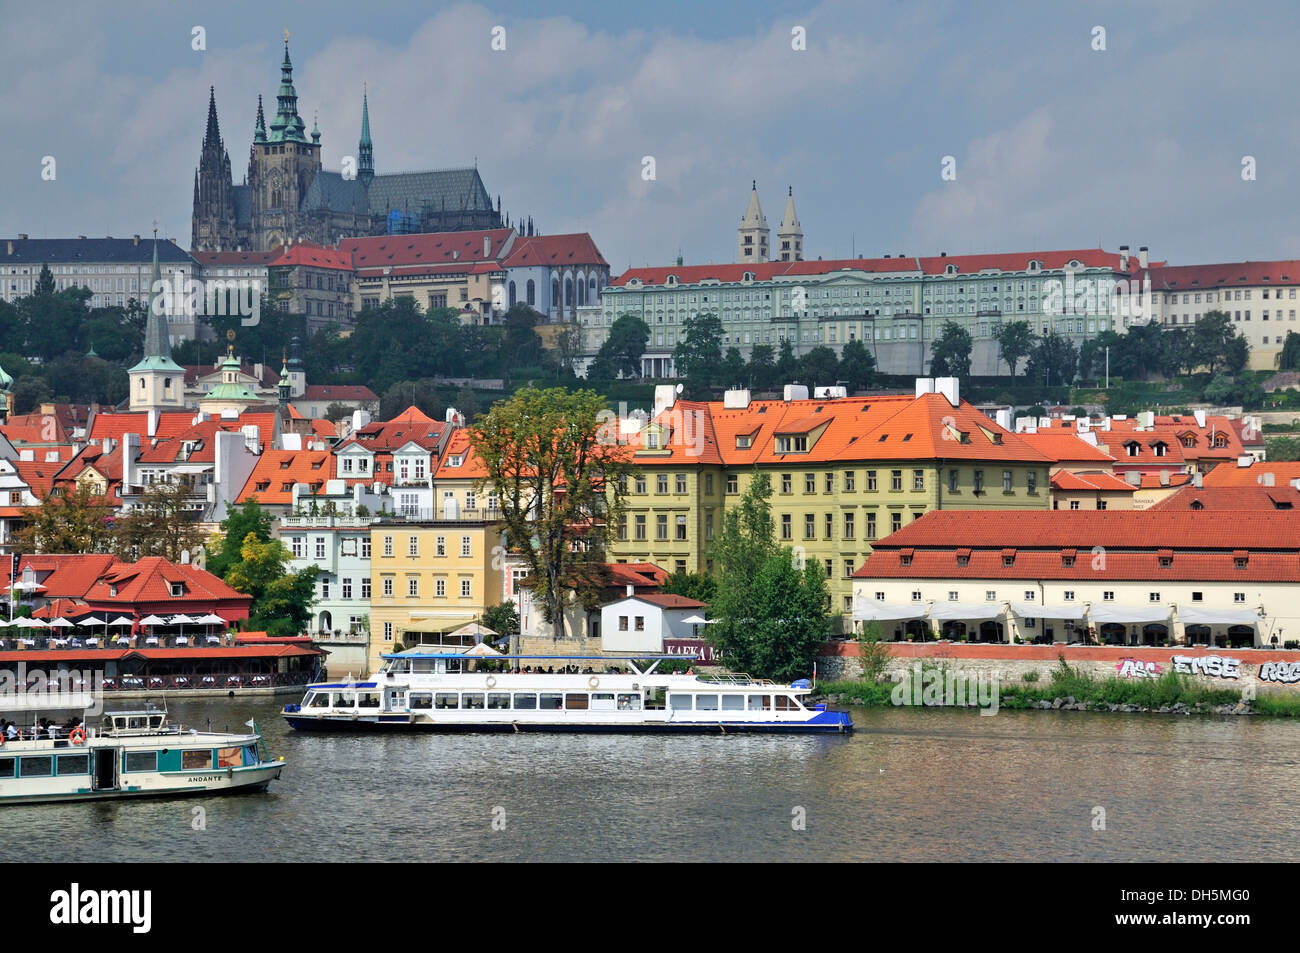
[693, 673, 773, 687]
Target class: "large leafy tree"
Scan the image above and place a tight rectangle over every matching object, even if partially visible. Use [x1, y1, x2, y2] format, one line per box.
[224, 534, 318, 638]
[706, 473, 829, 681]
[111, 482, 207, 563]
[206, 499, 275, 579]
[11, 483, 116, 554]
[481, 601, 520, 636]
[720, 347, 747, 387]
[994, 320, 1033, 378]
[661, 570, 718, 605]
[1192, 311, 1248, 376]
[929, 321, 972, 377]
[673, 313, 723, 398]
[798, 345, 840, 389]
[1277, 331, 1300, 371]
[597, 314, 650, 379]
[775, 339, 798, 381]
[1026, 332, 1078, 386]
[471, 387, 636, 639]
[747, 343, 777, 390]
[1078, 329, 1122, 381]
[839, 338, 877, 392]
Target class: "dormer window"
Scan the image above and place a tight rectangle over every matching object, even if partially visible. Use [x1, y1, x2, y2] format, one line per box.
[645, 431, 661, 450]
[774, 435, 808, 453]
[1126, 442, 1139, 457]
[735, 434, 753, 449]
[170, 582, 185, 597]
[1152, 442, 1167, 457]
[1213, 434, 1228, 448]
[945, 263, 958, 275]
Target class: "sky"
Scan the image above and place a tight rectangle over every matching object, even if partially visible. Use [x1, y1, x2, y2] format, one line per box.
[2, 0, 1299, 272]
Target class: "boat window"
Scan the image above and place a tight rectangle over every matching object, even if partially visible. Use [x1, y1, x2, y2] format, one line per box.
[695, 694, 719, 711]
[565, 693, 589, 710]
[487, 693, 511, 709]
[0, 758, 13, 778]
[435, 693, 460, 710]
[721, 694, 745, 711]
[307, 693, 330, 708]
[539, 693, 564, 711]
[747, 694, 771, 711]
[149, 716, 164, 728]
[462, 693, 486, 710]
[410, 693, 433, 710]
[20, 756, 53, 777]
[243, 745, 259, 766]
[616, 693, 642, 711]
[332, 692, 355, 708]
[358, 693, 380, 708]
[125, 751, 158, 772]
[56, 753, 89, 775]
[774, 694, 801, 711]
[182, 750, 212, 770]
[513, 693, 538, 710]
[114, 717, 128, 730]
[128, 716, 147, 730]
[669, 693, 693, 711]
[217, 747, 242, 768]
[411, 660, 437, 674]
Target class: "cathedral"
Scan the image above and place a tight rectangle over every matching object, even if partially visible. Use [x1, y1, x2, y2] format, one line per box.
[192, 41, 506, 252]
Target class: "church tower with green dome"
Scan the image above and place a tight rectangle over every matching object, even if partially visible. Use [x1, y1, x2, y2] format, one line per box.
[128, 235, 185, 413]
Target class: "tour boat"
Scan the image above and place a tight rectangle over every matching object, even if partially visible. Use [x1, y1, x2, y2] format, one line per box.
[283, 652, 853, 734]
[0, 705, 285, 805]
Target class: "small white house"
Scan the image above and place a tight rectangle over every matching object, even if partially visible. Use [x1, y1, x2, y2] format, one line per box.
[600, 590, 707, 653]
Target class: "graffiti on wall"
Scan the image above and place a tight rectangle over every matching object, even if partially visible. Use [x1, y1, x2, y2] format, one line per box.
[1170, 655, 1241, 679]
[1257, 661, 1300, 684]
[1115, 658, 1162, 678]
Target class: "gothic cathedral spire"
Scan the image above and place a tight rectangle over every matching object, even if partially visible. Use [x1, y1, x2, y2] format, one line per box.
[358, 85, 374, 185]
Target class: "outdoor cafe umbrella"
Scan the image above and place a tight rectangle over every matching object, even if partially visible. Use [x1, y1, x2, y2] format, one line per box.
[108, 616, 134, 627]
[78, 616, 106, 639]
[170, 614, 198, 641]
[13, 618, 47, 628]
[46, 618, 75, 630]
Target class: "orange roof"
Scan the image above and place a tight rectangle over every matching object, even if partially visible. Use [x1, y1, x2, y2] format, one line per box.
[88, 412, 197, 444]
[11, 459, 66, 499]
[87, 556, 249, 606]
[238, 450, 335, 504]
[1138, 472, 1192, 489]
[629, 393, 1049, 466]
[1150, 485, 1300, 510]
[1, 413, 71, 444]
[1017, 432, 1115, 464]
[272, 243, 354, 270]
[340, 229, 514, 272]
[434, 428, 488, 479]
[500, 233, 607, 269]
[1203, 461, 1300, 488]
[1050, 470, 1135, 493]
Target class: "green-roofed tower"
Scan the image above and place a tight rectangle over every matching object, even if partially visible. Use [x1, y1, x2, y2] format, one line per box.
[129, 235, 185, 413]
[358, 86, 374, 186]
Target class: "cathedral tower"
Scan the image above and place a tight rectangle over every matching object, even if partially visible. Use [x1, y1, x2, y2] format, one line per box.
[248, 40, 322, 249]
[191, 87, 237, 251]
[777, 186, 803, 262]
[358, 87, 374, 186]
[737, 180, 769, 263]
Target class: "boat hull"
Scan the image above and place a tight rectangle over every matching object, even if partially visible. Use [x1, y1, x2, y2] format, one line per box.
[0, 763, 284, 806]
[285, 713, 852, 734]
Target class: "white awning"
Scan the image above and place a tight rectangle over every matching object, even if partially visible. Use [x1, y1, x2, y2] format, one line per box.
[1178, 607, 1259, 627]
[1088, 605, 1170, 625]
[852, 600, 926, 622]
[1011, 602, 1086, 620]
[928, 601, 1004, 621]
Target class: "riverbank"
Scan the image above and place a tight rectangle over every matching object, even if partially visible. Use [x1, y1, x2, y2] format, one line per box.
[813, 659, 1300, 717]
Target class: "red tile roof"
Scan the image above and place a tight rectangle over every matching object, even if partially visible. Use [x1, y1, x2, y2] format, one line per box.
[1050, 470, 1135, 493]
[1147, 260, 1300, 291]
[500, 233, 607, 269]
[272, 243, 354, 270]
[607, 562, 669, 590]
[1150, 485, 1300, 510]
[302, 384, 377, 402]
[237, 449, 335, 504]
[1, 413, 71, 444]
[1017, 432, 1114, 464]
[191, 250, 280, 266]
[1202, 461, 1300, 488]
[340, 229, 514, 272]
[628, 593, 707, 609]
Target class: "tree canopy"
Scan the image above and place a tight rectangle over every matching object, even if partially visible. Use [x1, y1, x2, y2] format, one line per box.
[930, 322, 972, 377]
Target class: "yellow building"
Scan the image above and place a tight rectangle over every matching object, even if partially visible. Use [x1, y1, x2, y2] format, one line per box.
[367, 519, 505, 672]
[607, 382, 1052, 627]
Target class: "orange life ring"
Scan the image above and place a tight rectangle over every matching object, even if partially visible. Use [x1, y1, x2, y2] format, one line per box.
[69, 727, 87, 745]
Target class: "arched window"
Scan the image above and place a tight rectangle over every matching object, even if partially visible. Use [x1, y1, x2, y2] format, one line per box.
[589, 276, 597, 299]
[508, 281, 517, 307]
[565, 277, 574, 306]
[577, 275, 585, 306]
[552, 278, 561, 305]
[526, 279, 536, 306]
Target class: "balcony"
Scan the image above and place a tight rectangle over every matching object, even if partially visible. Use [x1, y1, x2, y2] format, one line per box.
[280, 514, 381, 528]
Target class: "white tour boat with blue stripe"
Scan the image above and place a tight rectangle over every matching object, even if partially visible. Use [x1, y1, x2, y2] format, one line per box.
[283, 651, 852, 734]
[0, 705, 285, 805]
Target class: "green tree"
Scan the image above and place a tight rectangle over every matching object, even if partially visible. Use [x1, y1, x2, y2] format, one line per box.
[1192, 311, 1247, 376]
[206, 499, 275, 579]
[1265, 435, 1300, 461]
[839, 338, 877, 392]
[111, 482, 207, 562]
[471, 387, 637, 639]
[661, 570, 718, 604]
[379, 379, 441, 421]
[673, 313, 723, 398]
[706, 473, 830, 681]
[34, 263, 55, 297]
[929, 322, 972, 377]
[481, 601, 520, 636]
[1078, 330, 1122, 381]
[12, 484, 116, 554]
[994, 320, 1033, 378]
[598, 315, 650, 379]
[1159, 328, 1195, 377]
[775, 340, 798, 381]
[798, 345, 840, 389]
[720, 347, 747, 387]
[1026, 332, 1078, 386]
[1277, 331, 1300, 371]
[224, 534, 318, 638]
[747, 343, 776, 390]
[502, 303, 545, 368]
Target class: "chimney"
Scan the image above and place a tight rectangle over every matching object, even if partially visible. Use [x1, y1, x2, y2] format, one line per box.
[1193, 471, 1203, 488]
[723, 388, 751, 409]
[1159, 471, 1169, 486]
[934, 377, 960, 407]
[5, 241, 11, 256]
[484, 236, 492, 259]
[1262, 472, 1276, 487]
[147, 409, 159, 438]
[1138, 246, 1149, 269]
[914, 378, 936, 398]
[1119, 245, 1129, 271]
[1125, 471, 1141, 486]
[626, 584, 634, 598]
[17, 233, 28, 240]
[133, 235, 140, 246]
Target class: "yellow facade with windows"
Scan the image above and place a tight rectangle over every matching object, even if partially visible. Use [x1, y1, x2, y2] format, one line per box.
[367, 520, 504, 672]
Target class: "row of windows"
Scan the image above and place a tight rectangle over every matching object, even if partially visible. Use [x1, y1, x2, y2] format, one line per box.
[317, 577, 372, 600]
[377, 576, 473, 599]
[379, 535, 474, 558]
[290, 536, 371, 559]
[875, 589, 1248, 605]
[625, 468, 1038, 496]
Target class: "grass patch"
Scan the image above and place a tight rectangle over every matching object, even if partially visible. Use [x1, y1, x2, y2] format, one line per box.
[1251, 692, 1300, 717]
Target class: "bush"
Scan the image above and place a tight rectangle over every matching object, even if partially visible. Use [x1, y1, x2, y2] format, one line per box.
[1022, 669, 1040, 683]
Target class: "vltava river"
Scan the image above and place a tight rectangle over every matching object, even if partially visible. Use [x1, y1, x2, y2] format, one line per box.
[4, 696, 1296, 862]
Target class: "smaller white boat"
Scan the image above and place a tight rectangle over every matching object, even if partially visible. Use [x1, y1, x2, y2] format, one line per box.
[0, 705, 284, 805]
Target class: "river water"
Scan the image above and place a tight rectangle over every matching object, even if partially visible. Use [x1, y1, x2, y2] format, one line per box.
[4, 696, 1296, 862]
